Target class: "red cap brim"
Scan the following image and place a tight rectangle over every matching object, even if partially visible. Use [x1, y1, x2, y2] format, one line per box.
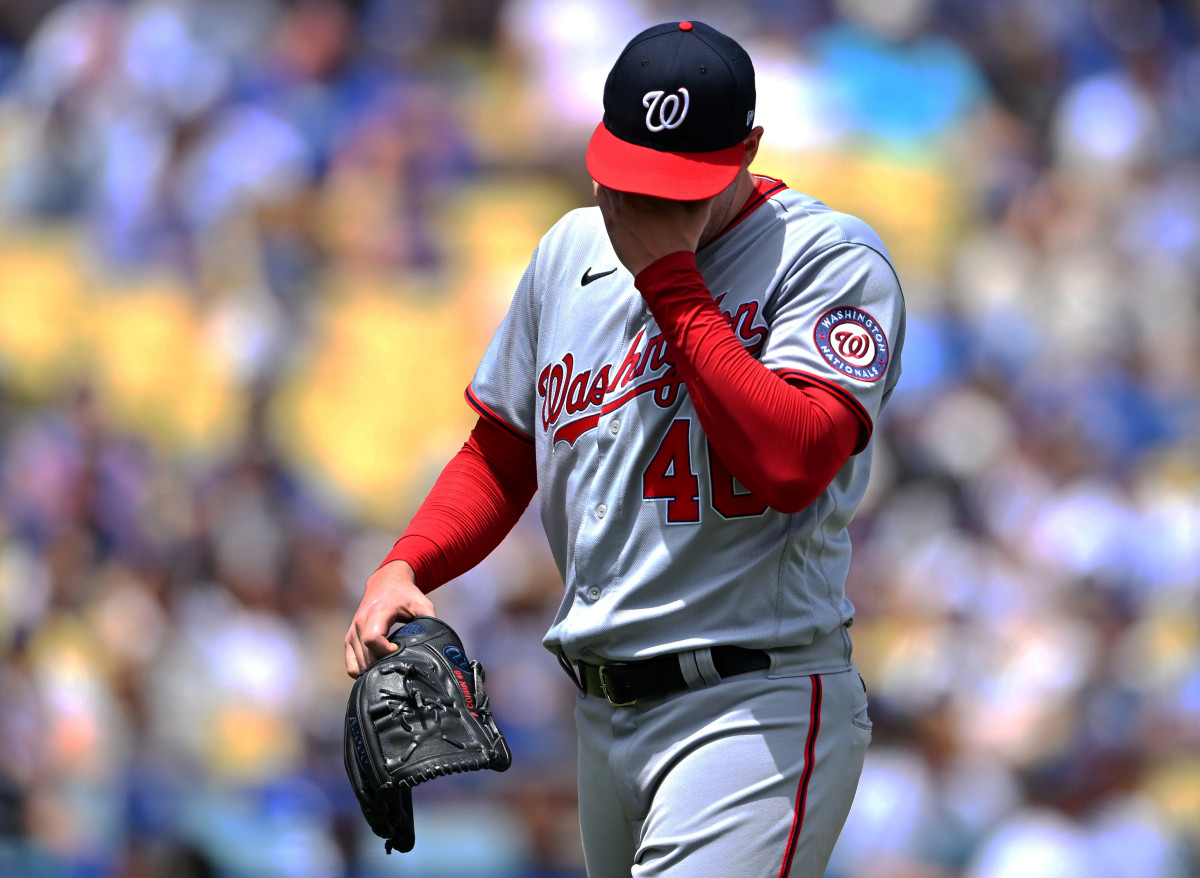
[585, 121, 746, 200]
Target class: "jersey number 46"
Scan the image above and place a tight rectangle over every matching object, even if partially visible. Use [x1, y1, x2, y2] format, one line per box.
[642, 419, 768, 523]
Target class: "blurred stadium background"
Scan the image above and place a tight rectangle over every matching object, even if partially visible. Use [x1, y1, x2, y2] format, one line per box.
[0, 0, 1198, 876]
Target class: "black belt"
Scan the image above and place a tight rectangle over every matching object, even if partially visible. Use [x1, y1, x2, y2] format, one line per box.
[562, 646, 770, 706]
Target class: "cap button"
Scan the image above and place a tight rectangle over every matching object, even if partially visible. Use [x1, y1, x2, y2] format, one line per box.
[679, 21, 693, 31]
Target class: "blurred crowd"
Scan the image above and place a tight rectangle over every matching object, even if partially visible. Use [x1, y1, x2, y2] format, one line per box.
[0, 0, 1198, 876]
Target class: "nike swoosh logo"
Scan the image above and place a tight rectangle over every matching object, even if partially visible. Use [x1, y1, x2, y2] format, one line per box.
[581, 266, 617, 286]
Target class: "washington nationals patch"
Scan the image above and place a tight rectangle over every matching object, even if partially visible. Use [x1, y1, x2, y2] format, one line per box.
[813, 307, 889, 382]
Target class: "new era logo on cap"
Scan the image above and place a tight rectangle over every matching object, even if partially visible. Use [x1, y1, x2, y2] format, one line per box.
[586, 21, 757, 200]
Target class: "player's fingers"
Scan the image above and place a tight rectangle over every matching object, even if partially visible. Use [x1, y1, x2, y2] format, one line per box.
[594, 184, 613, 218]
[595, 183, 628, 213]
[345, 625, 370, 677]
[361, 614, 400, 662]
[345, 638, 362, 678]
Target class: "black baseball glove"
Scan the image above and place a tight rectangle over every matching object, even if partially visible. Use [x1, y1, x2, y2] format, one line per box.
[343, 616, 512, 853]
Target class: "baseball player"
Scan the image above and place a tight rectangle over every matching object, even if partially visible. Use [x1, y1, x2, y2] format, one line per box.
[345, 20, 905, 878]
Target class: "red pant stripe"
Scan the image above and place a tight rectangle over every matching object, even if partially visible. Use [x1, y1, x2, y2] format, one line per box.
[777, 674, 823, 878]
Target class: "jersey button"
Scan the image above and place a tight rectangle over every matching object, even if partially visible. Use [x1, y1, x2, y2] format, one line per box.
[596, 504, 607, 519]
[586, 586, 601, 601]
[609, 419, 621, 435]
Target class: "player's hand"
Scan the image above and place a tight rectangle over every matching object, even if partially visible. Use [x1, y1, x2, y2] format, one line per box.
[594, 183, 715, 277]
[344, 560, 436, 678]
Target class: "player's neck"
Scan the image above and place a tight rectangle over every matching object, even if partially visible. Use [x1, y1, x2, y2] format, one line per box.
[698, 169, 756, 248]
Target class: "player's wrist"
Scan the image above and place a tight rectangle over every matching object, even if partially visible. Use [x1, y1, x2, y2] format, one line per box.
[373, 557, 416, 583]
[633, 250, 700, 296]
[377, 536, 445, 592]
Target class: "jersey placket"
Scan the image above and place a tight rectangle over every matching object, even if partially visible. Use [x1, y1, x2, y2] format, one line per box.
[569, 288, 654, 605]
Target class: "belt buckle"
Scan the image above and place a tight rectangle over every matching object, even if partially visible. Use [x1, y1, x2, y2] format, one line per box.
[597, 664, 636, 707]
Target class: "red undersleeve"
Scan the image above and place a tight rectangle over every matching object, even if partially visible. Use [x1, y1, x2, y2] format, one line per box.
[635, 251, 864, 514]
[380, 417, 537, 592]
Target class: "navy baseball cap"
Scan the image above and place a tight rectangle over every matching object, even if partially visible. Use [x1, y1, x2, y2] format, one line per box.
[586, 21, 756, 200]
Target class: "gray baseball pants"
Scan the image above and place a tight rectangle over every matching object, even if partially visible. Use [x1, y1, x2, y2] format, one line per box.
[573, 644, 870, 877]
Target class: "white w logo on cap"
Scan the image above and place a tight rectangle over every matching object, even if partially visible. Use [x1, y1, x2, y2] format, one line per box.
[643, 88, 690, 132]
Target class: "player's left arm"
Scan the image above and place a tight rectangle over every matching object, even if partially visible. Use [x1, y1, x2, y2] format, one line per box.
[595, 179, 902, 514]
[634, 251, 873, 513]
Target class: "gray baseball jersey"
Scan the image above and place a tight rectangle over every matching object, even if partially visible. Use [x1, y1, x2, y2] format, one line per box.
[467, 176, 905, 665]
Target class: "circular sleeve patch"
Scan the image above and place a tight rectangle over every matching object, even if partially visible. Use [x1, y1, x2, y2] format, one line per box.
[813, 307, 889, 382]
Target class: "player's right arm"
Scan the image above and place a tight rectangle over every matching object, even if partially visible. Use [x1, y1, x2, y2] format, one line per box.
[346, 229, 548, 678]
[343, 415, 537, 677]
